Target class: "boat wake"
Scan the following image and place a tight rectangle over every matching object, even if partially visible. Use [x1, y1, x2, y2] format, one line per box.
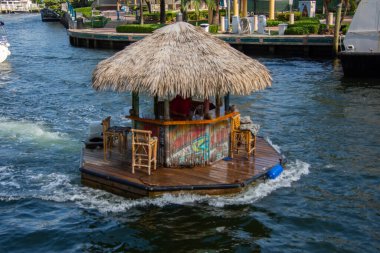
[0, 160, 310, 213]
[0, 118, 68, 144]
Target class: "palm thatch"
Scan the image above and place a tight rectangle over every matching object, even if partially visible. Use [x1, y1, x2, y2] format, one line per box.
[92, 22, 272, 98]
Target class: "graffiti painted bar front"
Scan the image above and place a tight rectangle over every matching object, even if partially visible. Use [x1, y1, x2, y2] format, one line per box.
[127, 112, 238, 167]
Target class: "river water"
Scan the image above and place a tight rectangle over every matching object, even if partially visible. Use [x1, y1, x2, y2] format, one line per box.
[0, 14, 379, 252]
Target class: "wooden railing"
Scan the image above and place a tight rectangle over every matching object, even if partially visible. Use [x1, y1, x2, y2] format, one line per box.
[127, 112, 239, 126]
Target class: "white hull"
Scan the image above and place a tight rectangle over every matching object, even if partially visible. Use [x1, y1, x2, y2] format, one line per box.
[0, 44, 11, 63]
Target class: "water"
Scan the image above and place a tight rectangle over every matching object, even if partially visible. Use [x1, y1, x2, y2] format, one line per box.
[0, 14, 379, 252]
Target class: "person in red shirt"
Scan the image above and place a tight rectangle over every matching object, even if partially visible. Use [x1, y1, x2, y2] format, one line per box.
[170, 95, 192, 120]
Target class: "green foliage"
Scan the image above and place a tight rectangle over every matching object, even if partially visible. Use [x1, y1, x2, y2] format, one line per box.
[286, 18, 320, 34]
[209, 24, 218, 33]
[74, 7, 92, 18]
[143, 12, 160, 23]
[44, 0, 65, 13]
[318, 24, 334, 34]
[276, 11, 301, 22]
[297, 18, 320, 24]
[341, 24, 349, 35]
[166, 11, 177, 22]
[116, 24, 165, 33]
[91, 16, 109, 28]
[284, 27, 308, 35]
[266, 20, 281, 27]
[187, 10, 208, 21]
[187, 20, 208, 26]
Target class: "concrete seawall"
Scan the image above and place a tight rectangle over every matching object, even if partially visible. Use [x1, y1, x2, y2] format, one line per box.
[68, 28, 337, 57]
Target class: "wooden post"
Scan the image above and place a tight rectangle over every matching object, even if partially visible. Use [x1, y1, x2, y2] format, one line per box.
[154, 96, 158, 119]
[269, 0, 275, 20]
[333, 4, 342, 56]
[164, 99, 170, 120]
[164, 125, 170, 167]
[132, 92, 139, 117]
[224, 93, 230, 114]
[204, 98, 210, 119]
[215, 95, 221, 117]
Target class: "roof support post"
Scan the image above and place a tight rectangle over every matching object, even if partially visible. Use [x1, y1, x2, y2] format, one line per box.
[132, 92, 139, 117]
[224, 93, 230, 114]
[215, 95, 221, 117]
[164, 99, 170, 120]
[204, 98, 210, 119]
[154, 96, 159, 119]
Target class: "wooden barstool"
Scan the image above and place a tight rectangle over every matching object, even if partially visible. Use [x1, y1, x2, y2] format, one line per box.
[131, 129, 158, 175]
[230, 113, 256, 159]
[102, 116, 129, 160]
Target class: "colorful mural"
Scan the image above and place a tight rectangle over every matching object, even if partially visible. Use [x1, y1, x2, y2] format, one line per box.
[135, 119, 231, 167]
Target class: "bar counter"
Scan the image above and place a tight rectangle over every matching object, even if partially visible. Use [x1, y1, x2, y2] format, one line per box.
[127, 112, 239, 167]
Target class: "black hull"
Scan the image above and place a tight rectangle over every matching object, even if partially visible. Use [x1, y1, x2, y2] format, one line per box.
[40, 8, 60, 23]
[41, 18, 61, 22]
[339, 52, 380, 78]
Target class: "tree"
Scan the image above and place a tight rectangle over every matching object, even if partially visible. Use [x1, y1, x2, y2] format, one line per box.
[212, 0, 219, 25]
[160, 0, 166, 23]
[205, 0, 215, 24]
[323, 0, 332, 31]
[192, 0, 201, 25]
[180, 0, 190, 21]
[340, 0, 350, 25]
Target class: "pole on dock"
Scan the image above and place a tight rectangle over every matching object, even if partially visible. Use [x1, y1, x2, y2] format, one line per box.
[242, 0, 248, 17]
[269, 0, 275, 20]
[333, 3, 342, 55]
[226, 0, 230, 31]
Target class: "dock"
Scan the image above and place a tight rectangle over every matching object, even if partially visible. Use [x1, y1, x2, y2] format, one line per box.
[80, 137, 283, 198]
[68, 28, 336, 57]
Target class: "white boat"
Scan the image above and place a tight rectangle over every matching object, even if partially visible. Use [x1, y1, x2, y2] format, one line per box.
[339, 0, 380, 77]
[0, 21, 11, 63]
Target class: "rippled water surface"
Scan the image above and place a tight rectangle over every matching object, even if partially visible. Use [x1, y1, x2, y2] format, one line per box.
[1, 14, 379, 253]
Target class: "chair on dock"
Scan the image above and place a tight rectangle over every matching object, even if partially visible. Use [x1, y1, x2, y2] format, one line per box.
[131, 129, 158, 175]
[230, 114, 258, 159]
[102, 116, 129, 160]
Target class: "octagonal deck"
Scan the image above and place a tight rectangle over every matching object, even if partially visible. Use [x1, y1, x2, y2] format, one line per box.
[80, 137, 283, 198]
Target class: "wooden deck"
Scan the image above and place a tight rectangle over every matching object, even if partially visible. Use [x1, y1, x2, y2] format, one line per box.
[80, 137, 284, 198]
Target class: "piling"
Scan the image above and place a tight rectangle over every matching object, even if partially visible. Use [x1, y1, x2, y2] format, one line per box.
[333, 3, 342, 55]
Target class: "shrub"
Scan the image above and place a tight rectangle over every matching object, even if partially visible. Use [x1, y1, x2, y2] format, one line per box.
[75, 7, 92, 18]
[276, 11, 301, 22]
[116, 24, 165, 33]
[166, 11, 177, 22]
[209, 24, 218, 33]
[266, 20, 281, 27]
[341, 24, 349, 35]
[287, 19, 320, 34]
[143, 12, 159, 23]
[91, 16, 109, 28]
[284, 27, 308, 35]
[296, 18, 320, 24]
[318, 24, 334, 35]
[187, 10, 208, 21]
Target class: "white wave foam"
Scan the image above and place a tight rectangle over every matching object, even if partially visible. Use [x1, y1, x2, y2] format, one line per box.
[208, 159, 310, 207]
[0, 118, 68, 143]
[0, 160, 310, 213]
[265, 136, 281, 153]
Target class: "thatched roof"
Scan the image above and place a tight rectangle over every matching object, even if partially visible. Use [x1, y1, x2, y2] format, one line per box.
[92, 22, 272, 98]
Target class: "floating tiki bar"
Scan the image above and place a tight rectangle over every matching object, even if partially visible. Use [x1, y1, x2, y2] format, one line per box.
[82, 22, 283, 197]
